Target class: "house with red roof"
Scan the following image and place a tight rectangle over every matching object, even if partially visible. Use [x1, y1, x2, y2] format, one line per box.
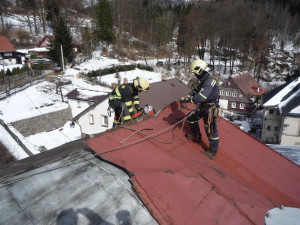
[219, 72, 266, 115]
[0, 35, 26, 66]
[35, 35, 80, 56]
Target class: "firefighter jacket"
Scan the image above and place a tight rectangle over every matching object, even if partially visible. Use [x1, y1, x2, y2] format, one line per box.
[109, 83, 141, 117]
[190, 72, 219, 105]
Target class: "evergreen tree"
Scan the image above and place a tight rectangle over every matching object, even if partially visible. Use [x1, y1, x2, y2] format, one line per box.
[94, 0, 115, 46]
[49, 17, 74, 66]
[45, 0, 60, 28]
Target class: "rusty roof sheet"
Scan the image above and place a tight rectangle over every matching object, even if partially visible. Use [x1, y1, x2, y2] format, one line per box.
[86, 102, 300, 225]
[0, 36, 16, 52]
[139, 78, 190, 113]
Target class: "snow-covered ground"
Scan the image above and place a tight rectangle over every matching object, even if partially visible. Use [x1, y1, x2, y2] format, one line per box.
[0, 52, 178, 159]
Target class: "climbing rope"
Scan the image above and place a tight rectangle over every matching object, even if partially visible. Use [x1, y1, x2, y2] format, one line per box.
[0, 110, 194, 187]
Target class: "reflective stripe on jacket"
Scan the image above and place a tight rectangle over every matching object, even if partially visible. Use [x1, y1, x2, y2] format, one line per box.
[109, 83, 141, 117]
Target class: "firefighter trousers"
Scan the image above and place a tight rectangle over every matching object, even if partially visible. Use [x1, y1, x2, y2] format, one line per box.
[109, 99, 132, 127]
[187, 106, 219, 151]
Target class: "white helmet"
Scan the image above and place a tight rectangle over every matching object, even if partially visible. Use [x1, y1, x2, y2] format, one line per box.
[190, 59, 208, 75]
[134, 77, 149, 91]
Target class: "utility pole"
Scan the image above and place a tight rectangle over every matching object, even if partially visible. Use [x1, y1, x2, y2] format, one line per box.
[0, 55, 6, 93]
[60, 45, 64, 71]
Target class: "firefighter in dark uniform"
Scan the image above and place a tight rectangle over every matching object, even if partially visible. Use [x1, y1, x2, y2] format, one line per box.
[181, 59, 220, 159]
[109, 77, 149, 127]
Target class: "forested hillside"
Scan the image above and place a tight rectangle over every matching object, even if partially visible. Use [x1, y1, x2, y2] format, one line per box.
[0, 0, 299, 80]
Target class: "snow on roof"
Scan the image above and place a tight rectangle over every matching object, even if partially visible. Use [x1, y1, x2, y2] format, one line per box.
[66, 88, 109, 102]
[290, 104, 300, 114]
[263, 78, 300, 113]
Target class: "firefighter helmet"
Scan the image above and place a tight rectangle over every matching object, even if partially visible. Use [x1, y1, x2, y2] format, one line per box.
[190, 59, 208, 75]
[134, 78, 149, 91]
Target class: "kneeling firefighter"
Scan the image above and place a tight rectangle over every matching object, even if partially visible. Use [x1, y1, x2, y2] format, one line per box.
[109, 77, 149, 127]
[180, 59, 220, 159]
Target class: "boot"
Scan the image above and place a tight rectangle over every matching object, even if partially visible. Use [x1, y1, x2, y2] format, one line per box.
[185, 133, 202, 143]
[203, 149, 217, 159]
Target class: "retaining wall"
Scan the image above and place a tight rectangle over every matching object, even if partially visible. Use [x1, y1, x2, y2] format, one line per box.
[11, 107, 73, 137]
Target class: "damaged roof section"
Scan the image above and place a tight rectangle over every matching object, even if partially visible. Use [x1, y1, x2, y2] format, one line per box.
[86, 101, 300, 225]
[139, 78, 190, 113]
[0, 146, 158, 225]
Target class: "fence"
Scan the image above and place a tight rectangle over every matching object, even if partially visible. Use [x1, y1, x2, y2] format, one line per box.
[0, 70, 45, 94]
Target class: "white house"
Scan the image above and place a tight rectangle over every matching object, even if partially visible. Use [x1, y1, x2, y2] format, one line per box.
[66, 89, 114, 137]
[261, 77, 300, 145]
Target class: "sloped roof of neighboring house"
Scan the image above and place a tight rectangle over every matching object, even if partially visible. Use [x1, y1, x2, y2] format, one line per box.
[0, 36, 16, 52]
[263, 77, 300, 114]
[36, 35, 52, 48]
[0, 140, 157, 225]
[139, 78, 190, 113]
[86, 102, 300, 225]
[261, 81, 291, 105]
[66, 89, 110, 120]
[66, 88, 109, 102]
[232, 72, 267, 98]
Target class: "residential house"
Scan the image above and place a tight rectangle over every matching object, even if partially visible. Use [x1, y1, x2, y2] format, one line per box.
[66, 89, 112, 136]
[66, 78, 190, 137]
[261, 77, 300, 145]
[1, 102, 300, 224]
[36, 35, 80, 56]
[219, 72, 266, 114]
[0, 36, 26, 66]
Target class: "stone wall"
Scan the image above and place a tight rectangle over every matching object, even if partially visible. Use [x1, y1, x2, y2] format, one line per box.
[11, 107, 73, 137]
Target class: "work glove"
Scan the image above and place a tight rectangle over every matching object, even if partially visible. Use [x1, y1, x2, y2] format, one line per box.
[180, 95, 191, 103]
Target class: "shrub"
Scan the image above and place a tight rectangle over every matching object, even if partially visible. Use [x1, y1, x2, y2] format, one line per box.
[87, 64, 153, 78]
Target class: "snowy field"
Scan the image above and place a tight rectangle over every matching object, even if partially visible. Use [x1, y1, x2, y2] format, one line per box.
[0, 52, 178, 159]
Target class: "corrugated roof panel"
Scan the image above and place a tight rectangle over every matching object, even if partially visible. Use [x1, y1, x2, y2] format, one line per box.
[86, 101, 300, 225]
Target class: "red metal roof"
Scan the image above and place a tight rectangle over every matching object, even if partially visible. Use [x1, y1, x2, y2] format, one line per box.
[86, 102, 300, 225]
[233, 72, 267, 97]
[0, 36, 16, 52]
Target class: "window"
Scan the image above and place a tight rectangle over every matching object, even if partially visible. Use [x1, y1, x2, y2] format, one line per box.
[89, 114, 94, 124]
[231, 102, 236, 108]
[232, 91, 237, 97]
[77, 100, 81, 108]
[228, 82, 231, 86]
[220, 90, 225, 96]
[269, 109, 274, 114]
[240, 103, 245, 109]
[226, 91, 230, 96]
[101, 115, 108, 127]
[267, 126, 271, 131]
[274, 126, 279, 131]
